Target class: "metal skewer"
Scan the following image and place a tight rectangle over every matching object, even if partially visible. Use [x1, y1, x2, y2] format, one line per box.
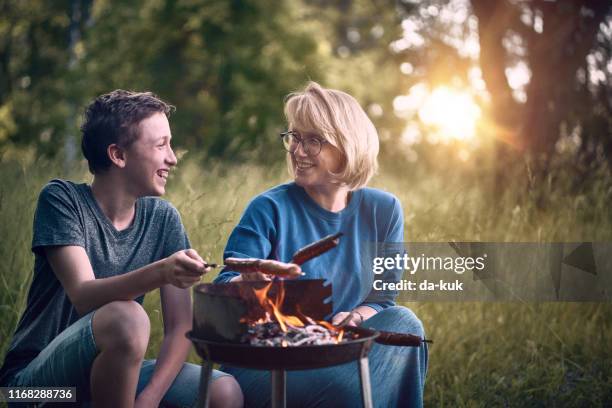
[203, 263, 224, 268]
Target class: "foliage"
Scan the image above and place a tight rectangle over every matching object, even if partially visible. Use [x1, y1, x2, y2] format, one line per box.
[0, 0, 82, 153]
[2, 1, 611, 177]
[470, 0, 612, 187]
[0, 0, 323, 159]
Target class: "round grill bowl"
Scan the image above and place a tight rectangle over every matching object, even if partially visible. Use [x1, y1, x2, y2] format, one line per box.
[187, 327, 379, 371]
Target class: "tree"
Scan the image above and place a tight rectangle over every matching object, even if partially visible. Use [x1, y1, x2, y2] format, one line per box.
[0, 0, 91, 156]
[471, 0, 611, 172]
[1, 0, 324, 160]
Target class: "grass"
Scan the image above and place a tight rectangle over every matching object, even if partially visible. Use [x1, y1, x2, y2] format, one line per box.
[0, 147, 610, 407]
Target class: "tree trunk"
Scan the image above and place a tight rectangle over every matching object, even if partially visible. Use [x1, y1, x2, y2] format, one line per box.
[471, 0, 610, 202]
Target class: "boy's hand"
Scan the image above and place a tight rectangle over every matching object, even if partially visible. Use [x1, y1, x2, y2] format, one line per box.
[162, 249, 210, 288]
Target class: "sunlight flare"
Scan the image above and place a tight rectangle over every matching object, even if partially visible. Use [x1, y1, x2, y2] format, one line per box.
[418, 86, 481, 141]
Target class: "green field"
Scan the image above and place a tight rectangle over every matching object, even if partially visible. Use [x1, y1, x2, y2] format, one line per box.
[1, 150, 610, 407]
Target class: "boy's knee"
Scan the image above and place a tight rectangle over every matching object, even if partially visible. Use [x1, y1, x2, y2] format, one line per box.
[93, 301, 150, 356]
[209, 376, 243, 408]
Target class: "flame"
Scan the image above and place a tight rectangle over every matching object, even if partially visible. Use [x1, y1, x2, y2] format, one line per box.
[317, 320, 337, 331]
[251, 281, 304, 332]
[249, 281, 344, 343]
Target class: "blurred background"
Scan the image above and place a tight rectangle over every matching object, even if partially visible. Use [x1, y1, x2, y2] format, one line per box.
[1, 0, 611, 406]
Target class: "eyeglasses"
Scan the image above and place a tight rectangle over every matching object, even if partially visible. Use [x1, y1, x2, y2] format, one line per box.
[280, 130, 328, 157]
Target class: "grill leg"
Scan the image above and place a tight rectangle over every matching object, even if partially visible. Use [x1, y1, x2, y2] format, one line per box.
[270, 369, 286, 408]
[196, 360, 213, 408]
[358, 357, 373, 408]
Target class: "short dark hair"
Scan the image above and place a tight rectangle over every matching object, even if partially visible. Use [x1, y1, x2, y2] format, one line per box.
[80, 90, 175, 174]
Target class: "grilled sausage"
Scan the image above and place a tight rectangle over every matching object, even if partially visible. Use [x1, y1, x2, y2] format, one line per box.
[347, 326, 431, 347]
[291, 232, 343, 265]
[224, 258, 303, 278]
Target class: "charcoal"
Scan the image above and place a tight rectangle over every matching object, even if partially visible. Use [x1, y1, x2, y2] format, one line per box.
[242, 321, 356, 347]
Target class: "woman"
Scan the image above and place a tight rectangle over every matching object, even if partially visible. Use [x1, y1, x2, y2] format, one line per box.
[214, 82, 427, 407]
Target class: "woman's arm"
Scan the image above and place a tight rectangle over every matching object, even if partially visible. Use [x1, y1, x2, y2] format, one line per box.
[214, 196, 278, 283]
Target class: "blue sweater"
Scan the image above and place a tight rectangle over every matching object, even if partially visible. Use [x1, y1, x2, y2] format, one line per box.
[214, 182, 404, 313]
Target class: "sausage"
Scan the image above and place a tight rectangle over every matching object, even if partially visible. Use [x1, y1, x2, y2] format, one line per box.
[291, 232, 343, 265]
[347, 326, 431, 347]
[224, 258, 303, 278]
[223, 232, 342, 277]
[223, 258, 262, 273]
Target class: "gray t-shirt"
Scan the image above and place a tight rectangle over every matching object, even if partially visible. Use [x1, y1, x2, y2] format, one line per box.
[0, 179, 190, 384]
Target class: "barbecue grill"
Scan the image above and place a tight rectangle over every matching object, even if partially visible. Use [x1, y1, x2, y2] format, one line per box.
[187, 326, 378, 408]
[188, 280, 428, 408]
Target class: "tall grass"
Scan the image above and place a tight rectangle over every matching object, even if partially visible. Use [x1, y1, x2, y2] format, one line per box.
[0, 148, 610, 406]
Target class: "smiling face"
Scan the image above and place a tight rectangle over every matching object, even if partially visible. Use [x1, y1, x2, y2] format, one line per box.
[122, 112, 177, 197]
[290, 129, 345, 192]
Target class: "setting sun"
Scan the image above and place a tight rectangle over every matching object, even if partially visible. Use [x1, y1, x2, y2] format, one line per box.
[418, 87, 482, 141]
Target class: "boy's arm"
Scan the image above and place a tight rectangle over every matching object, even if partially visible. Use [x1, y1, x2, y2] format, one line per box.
[135, 284, 193, 406]
[46, 245, 207, 315]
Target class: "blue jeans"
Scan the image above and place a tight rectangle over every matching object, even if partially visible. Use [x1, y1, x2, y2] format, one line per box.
[7, 310, 230, 407]
[222, 306, 428, 408]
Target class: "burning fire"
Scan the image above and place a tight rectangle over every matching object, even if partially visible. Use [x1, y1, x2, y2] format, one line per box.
[246, 281, 344, 345]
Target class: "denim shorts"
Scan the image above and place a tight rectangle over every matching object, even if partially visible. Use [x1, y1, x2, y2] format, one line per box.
[9, 310, 230, 407]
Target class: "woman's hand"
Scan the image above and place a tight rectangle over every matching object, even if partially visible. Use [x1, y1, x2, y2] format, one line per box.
[332, 306, 377, 327]
[332, 311, 363, 327]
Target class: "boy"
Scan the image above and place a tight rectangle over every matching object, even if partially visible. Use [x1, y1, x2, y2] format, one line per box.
[0, 90, 243, 407]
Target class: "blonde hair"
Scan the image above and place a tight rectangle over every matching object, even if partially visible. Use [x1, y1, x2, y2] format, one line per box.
[284, 81, 379, 190]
